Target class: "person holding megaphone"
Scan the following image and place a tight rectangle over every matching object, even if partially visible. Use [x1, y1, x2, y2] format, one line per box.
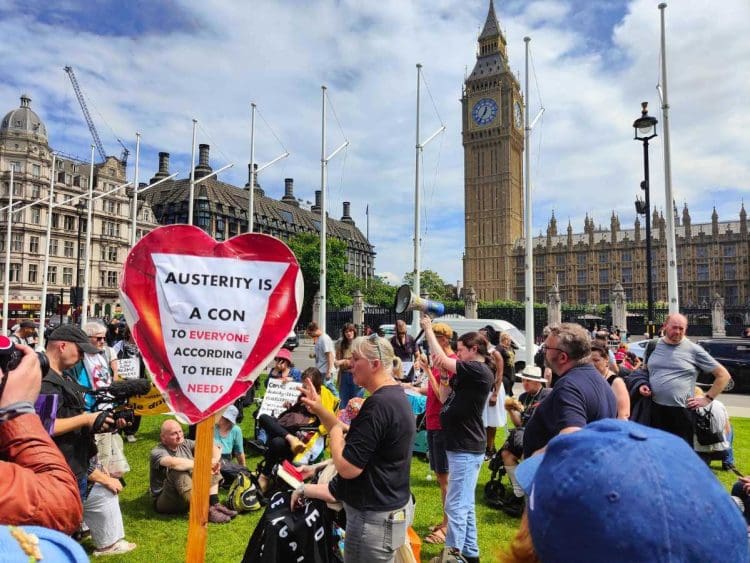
[420, 315, 493, 563]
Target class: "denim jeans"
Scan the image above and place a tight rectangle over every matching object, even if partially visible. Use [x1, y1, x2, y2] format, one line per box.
[727, 424, 735, 464]
[445, 450, 484, 558]
[343, 497, 414, 562]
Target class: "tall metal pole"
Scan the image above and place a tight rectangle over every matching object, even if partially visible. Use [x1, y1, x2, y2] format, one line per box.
[643, 140, 654, 338]
[188, 119, 197, 226]
[131, 133, 141, 247]
[2, 168, 14, 334]
[248, 103, 256, 233]
[39, 153, 56, 332]
[75, 203, 83, 316]
[523, 37, 535, 361]
[81, 145, 95, 326]
[659, 3, 679, 314]
[319, 86, 327, 333]
[412, 63, 422, 336]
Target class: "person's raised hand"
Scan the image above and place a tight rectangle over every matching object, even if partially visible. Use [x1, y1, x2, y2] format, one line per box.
[0, 344, 41, 408]
[299, 377, 322, 414]
[420, 315, 432, 333]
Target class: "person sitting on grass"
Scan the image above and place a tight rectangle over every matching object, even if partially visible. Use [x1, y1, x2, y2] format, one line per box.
[149, 419, 237, 524]
[267, 348, 301, 384]
[256, 367, 336, 492]
[214, 405, 249, 486]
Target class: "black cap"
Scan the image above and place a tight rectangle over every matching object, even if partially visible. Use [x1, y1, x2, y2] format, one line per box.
[48, 325, 100, 354]
[19, 321, 37, 329]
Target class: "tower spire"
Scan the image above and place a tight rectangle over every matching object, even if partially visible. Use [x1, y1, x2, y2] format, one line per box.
[479, 0, 500, 40]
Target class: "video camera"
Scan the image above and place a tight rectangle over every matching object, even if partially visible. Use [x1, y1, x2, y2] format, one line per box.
[90, 379, 151, 430]
[0, 336, 50, 399]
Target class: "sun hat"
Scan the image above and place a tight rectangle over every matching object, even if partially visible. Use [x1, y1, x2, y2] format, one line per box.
[0, 525, 88, 562]
[47, 325, 100, 354]
[221, 405, 239, 425]
[274, 348, 293, 363]
[518, 365, 545, 383]
[337, 397, 365, 426]
[515, 419, 748, 563]
[432, 323, 453, 338]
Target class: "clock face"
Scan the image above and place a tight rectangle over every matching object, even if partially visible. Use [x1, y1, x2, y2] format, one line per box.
[471, 98, 498, 126]
[514, 101, 523, 129]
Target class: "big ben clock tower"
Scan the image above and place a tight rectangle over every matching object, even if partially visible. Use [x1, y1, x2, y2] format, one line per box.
[462, 0, 524, 301]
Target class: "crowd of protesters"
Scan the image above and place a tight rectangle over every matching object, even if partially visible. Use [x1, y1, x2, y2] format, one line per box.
[2, 313, 749, 562]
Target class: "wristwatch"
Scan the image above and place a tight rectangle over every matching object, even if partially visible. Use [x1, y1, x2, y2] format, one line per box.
[705, 393, 714, 402]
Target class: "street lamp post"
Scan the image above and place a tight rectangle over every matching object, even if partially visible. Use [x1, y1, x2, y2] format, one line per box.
[74, 200, 86, 320]
[633, 101, 658, 338]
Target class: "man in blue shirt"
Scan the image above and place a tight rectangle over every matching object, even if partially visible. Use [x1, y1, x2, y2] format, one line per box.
[523, 323, 617, 458]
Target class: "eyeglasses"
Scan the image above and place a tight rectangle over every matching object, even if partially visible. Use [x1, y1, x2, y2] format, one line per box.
[368, 333, 383, 362]
[541, 344, 566, 354]
[92, 336, 106, 342]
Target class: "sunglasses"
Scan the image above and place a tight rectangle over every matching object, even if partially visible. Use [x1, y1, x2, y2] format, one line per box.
[91, 336, 106, 342]
[368, 333, 383, 362]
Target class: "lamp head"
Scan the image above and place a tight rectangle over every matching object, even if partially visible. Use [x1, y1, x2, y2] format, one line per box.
[633, 101, 658, 141]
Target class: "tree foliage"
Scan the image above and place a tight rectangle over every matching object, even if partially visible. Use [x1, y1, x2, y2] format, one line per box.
[402, 269, 451, 302]
[287, 233, 350, 313]
[341, 274, 398, 308]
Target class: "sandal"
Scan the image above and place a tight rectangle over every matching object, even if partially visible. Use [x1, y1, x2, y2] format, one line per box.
[424, 524, 447, 545]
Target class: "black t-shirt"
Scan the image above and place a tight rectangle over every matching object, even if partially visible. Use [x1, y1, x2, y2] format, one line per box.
[523, 364, 616, 458]
[440, 360, 494, 453]
[337, 384, 415, 511]
[40, 368, 93, 481]
[518, 387, 552, 426]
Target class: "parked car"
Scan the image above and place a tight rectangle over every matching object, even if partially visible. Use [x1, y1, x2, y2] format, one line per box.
[697, 338, 749, 392]
[284, 329, 298, 350]
[628, 339, 655, 360]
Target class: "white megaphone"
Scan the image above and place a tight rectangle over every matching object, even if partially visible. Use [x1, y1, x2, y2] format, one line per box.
[394, 285, 445, 317]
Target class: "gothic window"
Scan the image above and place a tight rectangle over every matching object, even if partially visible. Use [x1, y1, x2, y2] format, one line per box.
[622, 251, 632, 262]
[599, 269, 609, 284]
[723, 245, 736, 258]
[725, 286, 739, 306]
[697, 264, 709, 281]
[724, 263, 736, 280]
[696, 246, 708, 258]
[577, 270, 587, 284]
[556, 254, 565, 266]
[577, 253, 586, 266]
[621, 267, 632, 284]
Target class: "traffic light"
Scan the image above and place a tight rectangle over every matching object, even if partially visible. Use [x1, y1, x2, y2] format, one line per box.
[46, 293, 59, 314]
[70, 286, 82, 308]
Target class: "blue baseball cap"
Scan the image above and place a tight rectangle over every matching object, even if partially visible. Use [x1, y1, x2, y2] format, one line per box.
[516, 419, 748, 563]
[0, 525, 88, 562]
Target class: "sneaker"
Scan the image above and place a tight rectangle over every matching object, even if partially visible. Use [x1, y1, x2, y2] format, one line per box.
[93, 539, 137, 557]
[208, 504, 231, 524]
[213, 502, 238, 518]
[125, 434, 137, 443]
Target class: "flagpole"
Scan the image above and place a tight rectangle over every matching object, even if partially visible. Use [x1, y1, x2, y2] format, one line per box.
[2, 168, 14, 334]
[658, 3, 679, 313]
[131, 133, 141, 247]
[188, 119, 197, 226]
[39, 153, 56, 332]
[523, 37, 535, 364]
[81, 145, 95, 326]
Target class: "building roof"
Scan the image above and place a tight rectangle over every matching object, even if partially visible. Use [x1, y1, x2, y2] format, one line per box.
[514, 220, 745, 249]
[0, 94, 48, 142]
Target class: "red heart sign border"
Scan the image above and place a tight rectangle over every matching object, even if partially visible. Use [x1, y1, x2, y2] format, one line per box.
[120, 225, 302, 423]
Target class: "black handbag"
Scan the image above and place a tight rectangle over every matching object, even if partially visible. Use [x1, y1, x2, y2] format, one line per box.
[693, 405, 724, 446]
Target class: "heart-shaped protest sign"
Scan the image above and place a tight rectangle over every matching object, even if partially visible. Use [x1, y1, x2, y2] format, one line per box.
[120, 225, 303, 423]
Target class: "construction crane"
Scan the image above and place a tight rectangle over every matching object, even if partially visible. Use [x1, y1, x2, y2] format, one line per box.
[64, 65, 129, 167]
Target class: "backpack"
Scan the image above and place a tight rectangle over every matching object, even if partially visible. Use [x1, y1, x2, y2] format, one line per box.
[227, 473, 261, 513]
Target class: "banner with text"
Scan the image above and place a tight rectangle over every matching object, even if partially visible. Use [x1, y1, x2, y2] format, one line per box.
[120, 226, 303, 423]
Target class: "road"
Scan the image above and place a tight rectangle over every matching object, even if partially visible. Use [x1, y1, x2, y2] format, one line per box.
[291, 339, 750, 417]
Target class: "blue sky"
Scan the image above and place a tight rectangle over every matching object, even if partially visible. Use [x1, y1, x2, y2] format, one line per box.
[1, 0, 748, 286]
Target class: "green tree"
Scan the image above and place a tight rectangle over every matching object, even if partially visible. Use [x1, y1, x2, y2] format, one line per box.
[402, 269, 451, 302]
[342, 274, 398, 308]
[288, 233, 350, 316]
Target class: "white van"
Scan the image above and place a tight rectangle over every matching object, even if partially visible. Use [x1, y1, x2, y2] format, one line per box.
[429, 316, 537, 372]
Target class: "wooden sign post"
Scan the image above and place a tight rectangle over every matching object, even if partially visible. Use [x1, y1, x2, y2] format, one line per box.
[185, 418, 215, 562]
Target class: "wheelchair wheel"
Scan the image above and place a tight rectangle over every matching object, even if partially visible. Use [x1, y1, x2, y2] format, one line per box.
[484, 479, 507, 507]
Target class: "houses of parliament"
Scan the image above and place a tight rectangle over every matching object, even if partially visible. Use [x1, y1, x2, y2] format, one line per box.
[462, 1, 748, 307]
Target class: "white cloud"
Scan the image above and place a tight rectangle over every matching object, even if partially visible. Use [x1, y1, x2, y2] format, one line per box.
[1, 0, 747, 289]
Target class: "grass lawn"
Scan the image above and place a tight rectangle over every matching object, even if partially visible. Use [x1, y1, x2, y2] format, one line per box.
[94, 412, 750, 562]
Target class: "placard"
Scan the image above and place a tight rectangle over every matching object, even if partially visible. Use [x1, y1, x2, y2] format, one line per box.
[120, 226, 303, 424]
[258, 379, 303, 418]
[117, 358, 140, 380]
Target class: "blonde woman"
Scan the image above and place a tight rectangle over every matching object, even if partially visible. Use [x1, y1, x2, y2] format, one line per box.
[301, 335, 414, 562]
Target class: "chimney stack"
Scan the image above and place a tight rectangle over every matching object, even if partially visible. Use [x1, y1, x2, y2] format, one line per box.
[194, 143, 213, 179]
[311, 190, 322, 213]
[150, 151, 172, 183]
[281, 178, 299, 206]
[341, 201, 354, 224]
